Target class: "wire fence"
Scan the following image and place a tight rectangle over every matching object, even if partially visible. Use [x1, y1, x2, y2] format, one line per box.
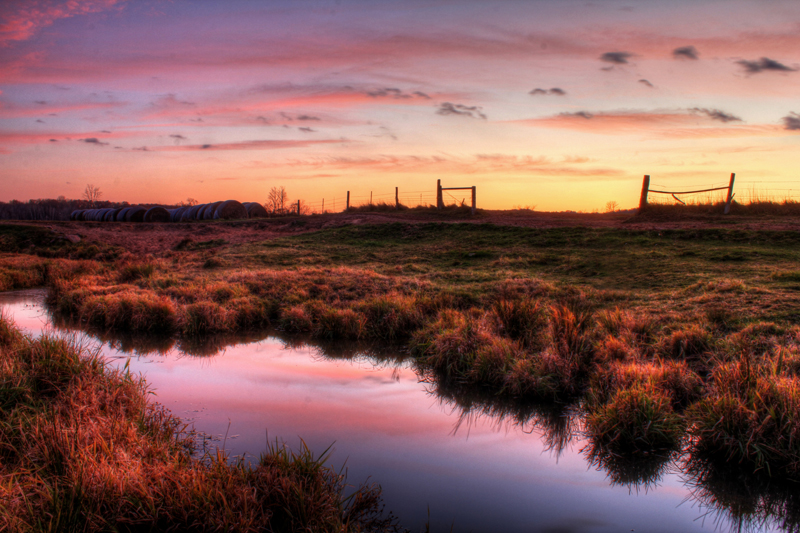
[644, 176, 800, 207]
[299, 188, 447, 215]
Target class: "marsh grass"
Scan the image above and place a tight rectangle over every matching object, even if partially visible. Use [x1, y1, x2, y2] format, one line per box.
[11, 220, 800, 479]
[0, 315, 399, 532]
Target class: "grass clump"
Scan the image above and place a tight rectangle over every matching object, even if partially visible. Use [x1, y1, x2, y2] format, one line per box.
[586, 384, 686, 453]
[0, 314, 399, 532]
[687, 357, 800, 478]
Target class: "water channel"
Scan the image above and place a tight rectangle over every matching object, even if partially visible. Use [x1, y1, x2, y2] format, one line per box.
[1, 289, 793, 533]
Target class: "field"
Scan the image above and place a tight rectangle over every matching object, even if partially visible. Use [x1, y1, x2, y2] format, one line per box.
[2, 207, 800, 530]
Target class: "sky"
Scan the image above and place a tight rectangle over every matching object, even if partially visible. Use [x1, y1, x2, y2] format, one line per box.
[1, 0, 799, 212]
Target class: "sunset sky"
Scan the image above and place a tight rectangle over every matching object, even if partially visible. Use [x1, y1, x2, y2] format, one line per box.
[1, 0, 799, 211]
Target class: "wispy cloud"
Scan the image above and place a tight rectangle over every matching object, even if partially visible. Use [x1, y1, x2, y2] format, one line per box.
[673, 46, 699, 60]
[436, 102, 486, 120]
[736, 57, 796, 74]
[690, 108, 742, 123]
[638, 79, 654, 88]
[142, 139, 346, 152]
[513, 110, 779, 138]
[284, 153, 622, 179]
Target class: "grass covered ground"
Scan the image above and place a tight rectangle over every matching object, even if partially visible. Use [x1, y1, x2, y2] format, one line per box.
[2, 217, 800, 527]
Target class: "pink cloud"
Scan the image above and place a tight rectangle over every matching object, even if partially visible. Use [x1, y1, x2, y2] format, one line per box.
[513, 110, 785, 139]
[142, 139, 348, 152]
[0, 0, 126, 46]
[0, 100, 125, 117]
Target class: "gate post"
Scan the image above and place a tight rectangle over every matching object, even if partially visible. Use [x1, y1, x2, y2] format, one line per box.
[724, 173, 736, 214]
[638, 175, 650, 213]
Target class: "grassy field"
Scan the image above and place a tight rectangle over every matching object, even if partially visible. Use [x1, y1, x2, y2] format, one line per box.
[2, 217, 800, 528]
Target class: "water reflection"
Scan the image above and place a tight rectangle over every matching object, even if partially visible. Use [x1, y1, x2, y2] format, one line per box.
[419, 373, 581, 457]
[3, 289, 799, 532]
[682, 456, 800, 533]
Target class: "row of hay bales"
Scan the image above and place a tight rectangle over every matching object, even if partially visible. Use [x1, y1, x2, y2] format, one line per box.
[70, 200, 268, 223]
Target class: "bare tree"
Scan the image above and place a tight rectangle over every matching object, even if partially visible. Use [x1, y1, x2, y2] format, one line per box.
[179, 197, 198, 207]
[605, 200, 619, 213]
[83, 184, 102, 207]
[267, 186, 289, 215]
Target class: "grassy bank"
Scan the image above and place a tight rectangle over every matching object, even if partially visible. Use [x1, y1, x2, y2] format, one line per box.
[4, 221, 800, 481]
[0, 312, 399, 532]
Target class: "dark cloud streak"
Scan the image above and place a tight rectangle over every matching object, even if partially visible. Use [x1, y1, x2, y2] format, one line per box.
[530, 87, 566, 96]
[691, 108, 742, 123]
[436, 102, 487, 119]
[673, 46, 699, 60]
[600, 51, 633, 64]
[783, 112, 800, 131]
[737, 57, 796, 74]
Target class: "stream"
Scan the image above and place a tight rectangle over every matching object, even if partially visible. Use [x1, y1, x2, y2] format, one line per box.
[2, 289, 792, 533]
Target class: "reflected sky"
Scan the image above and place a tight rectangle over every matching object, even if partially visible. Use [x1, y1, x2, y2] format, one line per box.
[0, 289, 754, 533]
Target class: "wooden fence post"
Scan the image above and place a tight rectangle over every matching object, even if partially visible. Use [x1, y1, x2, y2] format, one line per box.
[296, 200, 300, 216]
[724, 173, 736, 214]
[471, 186, 476, 215]
[437, 179, 443, 210]
[638, 175, 650, 213]
[346, 191, 350, 211]
[395, 187, 399, 210]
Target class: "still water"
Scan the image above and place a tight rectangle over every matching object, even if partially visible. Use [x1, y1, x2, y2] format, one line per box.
[1, 289, 789, 533]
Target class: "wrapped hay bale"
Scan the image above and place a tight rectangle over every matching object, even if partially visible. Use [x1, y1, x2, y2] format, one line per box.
[202, 201, 223, 220]
[116, 208, 131, 221]
[70, 210, 83, 221]
[125, 206, 146, 222]
[243, 202, 268, 218]
[180, 207, 195, 222]
[99, 208, 113, 221]
[213, 200, 248, 220]
[188, 204, 206, 220]
[143, 206, 170, 222]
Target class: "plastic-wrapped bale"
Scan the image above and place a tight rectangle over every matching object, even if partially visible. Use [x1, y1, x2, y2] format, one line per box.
[99, 208, 113, 221]
[70, 210, 83, 221]
[214, 200, 248, 220]
[85, 209, 98, 221]
[125, 206, 146, 222]
[202, 201, 223, 220]
[167, 208, 181, 222]
[243, 202, 268, 218]
[174, 206, 191, 222]
[143, 206, 170, 223]
[109, 209, 123, 221]
[180, 207, 196, 222]
[187, 204, 206, 220]
[116, 208, 131, 221]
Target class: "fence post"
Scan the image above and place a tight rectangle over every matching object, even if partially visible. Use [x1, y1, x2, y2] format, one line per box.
[296, 200, 300, 216]
[471, 186, 476, 215]
[724, 173, 736, 214]
[346, 191, 350, 211]
[638, 175, 650, 213]
[370, 191, 372, 206]
[437, 179, 443, 210]
[395, 187, 399, 210]
[322, 198, 324, 214]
